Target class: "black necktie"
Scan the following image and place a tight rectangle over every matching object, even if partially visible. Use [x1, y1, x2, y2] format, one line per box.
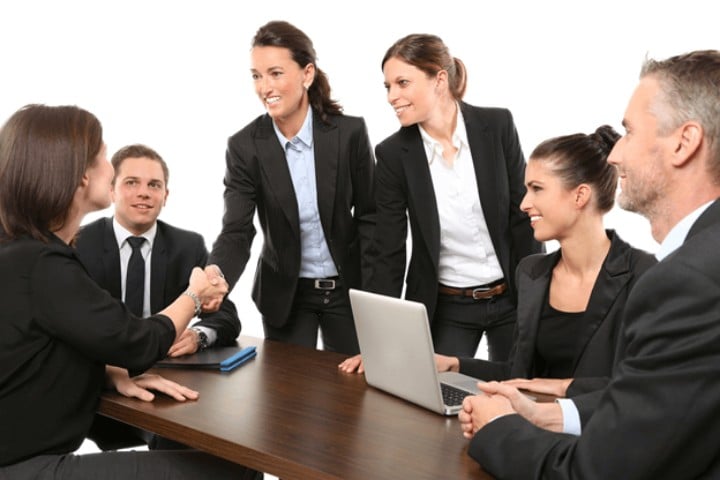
[125, 236, 146, 316]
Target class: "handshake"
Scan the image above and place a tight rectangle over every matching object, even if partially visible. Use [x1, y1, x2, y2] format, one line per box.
[186, 264, 230, 313]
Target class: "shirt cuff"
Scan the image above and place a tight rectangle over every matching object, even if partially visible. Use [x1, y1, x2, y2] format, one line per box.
[556, 398, 582, 436]
[193, 325, 217, 347]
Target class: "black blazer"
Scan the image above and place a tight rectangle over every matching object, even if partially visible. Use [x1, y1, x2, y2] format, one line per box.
[208, 111, 376, 327]
[76, 217, 241, 346]
[470, 200, 720, 480]
[458, 231, 656, 384]
[370, 102, 542, 320]
[0, 233, 175, 465]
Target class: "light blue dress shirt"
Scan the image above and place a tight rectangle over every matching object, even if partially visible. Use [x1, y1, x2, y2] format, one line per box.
[272, 108, 337, 279]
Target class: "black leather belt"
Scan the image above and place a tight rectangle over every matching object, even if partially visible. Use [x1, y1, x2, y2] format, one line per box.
[299, 277, 339, 290]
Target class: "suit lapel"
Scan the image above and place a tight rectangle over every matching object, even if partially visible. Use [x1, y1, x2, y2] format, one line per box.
[402, 127, 440, 269]
[462, 104, 504, 262]
[150, 223, 168, 314]
[515, 253, 556, 375]
[102, 218, 122, 299]
[255, 116, 300, 238]
[571, 234, 631, 371]
[313, 116, 338, 235]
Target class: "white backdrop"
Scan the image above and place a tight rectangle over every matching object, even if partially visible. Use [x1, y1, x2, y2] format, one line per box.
[2, 0, 718, 339]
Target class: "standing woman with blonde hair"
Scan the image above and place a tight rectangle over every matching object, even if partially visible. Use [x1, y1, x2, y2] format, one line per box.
[208, 21, 375, 354]
[341, 34, 541, 372]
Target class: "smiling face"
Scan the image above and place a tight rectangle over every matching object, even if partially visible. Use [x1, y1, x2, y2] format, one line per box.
[383, 56, 441, 127]
[607, 76, 672, 219]
[251, 45, 314, 132]
[111, 156, 168, 235]
[520, 157, 583, 242]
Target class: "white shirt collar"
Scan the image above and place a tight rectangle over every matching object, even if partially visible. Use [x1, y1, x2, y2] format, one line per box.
[112, 217, 158, 249]
[655, 200, 714, 260]
[417, 103, 468, 165]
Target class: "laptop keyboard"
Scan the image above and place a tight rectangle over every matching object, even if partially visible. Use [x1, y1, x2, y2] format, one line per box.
[441, 383, 473, 406]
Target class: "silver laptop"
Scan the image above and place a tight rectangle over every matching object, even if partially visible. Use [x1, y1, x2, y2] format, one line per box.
[349, 289, 483, 415]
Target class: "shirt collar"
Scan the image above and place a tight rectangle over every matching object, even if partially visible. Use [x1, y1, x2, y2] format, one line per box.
[272, 107, 314, 149]
[417, 103, 468, 164]
[655, 200, 714, 260]
[112, 217, 157, 249]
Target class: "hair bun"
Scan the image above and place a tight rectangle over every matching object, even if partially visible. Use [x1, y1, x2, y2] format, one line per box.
[592, 125, 621, 155]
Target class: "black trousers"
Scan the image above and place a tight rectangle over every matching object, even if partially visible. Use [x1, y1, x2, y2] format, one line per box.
[430, 291, 516, 361]
[263, 278, 360, 355]
[0, 451, 262, 480]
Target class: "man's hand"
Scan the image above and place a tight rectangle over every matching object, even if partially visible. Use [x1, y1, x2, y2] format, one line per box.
[458, 383, 516, 438]
[477, 381, 565, 432]
[167, 328, 200, 357]
[502, 377, 573, 398]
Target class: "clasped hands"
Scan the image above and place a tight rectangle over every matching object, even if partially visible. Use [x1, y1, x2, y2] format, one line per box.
[186, 264, 229, 313]
[459, 379, 567, 438]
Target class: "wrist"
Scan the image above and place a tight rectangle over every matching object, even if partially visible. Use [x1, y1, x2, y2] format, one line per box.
[191, 327, 209, 351]
[183, 289, 202, 316]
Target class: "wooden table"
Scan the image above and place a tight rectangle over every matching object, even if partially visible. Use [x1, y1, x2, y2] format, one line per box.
[99, 335, 493, 479]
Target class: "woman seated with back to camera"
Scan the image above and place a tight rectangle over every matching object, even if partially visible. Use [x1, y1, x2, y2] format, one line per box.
[435, 125, 656, 401]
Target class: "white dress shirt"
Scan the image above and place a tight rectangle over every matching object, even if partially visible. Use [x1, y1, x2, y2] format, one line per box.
[418, 105, 503, 287]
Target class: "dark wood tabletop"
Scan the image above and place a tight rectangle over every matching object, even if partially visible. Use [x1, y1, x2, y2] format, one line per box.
[98, 335, 494, 479]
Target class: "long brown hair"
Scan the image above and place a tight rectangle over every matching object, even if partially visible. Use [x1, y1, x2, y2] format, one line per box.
[0, 104, 103, 242]
[252, 20, 342, 123]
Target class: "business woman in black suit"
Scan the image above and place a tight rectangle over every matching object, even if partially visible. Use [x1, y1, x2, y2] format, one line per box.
[208, 21, 375, 354]
[436, 126, 656, 397]
[0, 104, 255, 478]
[341, 34, 541, 370]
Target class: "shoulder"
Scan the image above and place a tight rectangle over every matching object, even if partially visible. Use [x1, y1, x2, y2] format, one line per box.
[77, 217, 109, 236]
[460, 102, 515, 129]
[156, 220, 205, 250]
[75, 217, 111, 250]
[376, 125, 419, 155]
[228, 113, 272, 144]
[517, 251, 558, 278]
[324, 112, 366, 129]
[6, 236, 79, 277]
[605, 230, 657, 276]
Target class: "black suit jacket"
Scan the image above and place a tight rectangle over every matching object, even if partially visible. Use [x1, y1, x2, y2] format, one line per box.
[208, 111, 376, 327]
[76, 218, 240, 346]
[370, 103, 542, 320]
[459, 231, 656, 386]
[470, 199, 720, 480]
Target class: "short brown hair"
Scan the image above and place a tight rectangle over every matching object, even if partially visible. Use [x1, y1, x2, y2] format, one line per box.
[111, 144, 169, 185]
[641, 50, 720, 181]
[0, 104, 103, 242]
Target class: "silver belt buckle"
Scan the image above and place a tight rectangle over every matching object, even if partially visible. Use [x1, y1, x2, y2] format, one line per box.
[472, 286, 491, 300]
[315, 279, 336, 290]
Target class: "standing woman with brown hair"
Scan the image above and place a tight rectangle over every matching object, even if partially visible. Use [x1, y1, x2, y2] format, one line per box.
[208, 21, 375, 354]
[340, 33, 541, 373]
[0, 104, 258, 478]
